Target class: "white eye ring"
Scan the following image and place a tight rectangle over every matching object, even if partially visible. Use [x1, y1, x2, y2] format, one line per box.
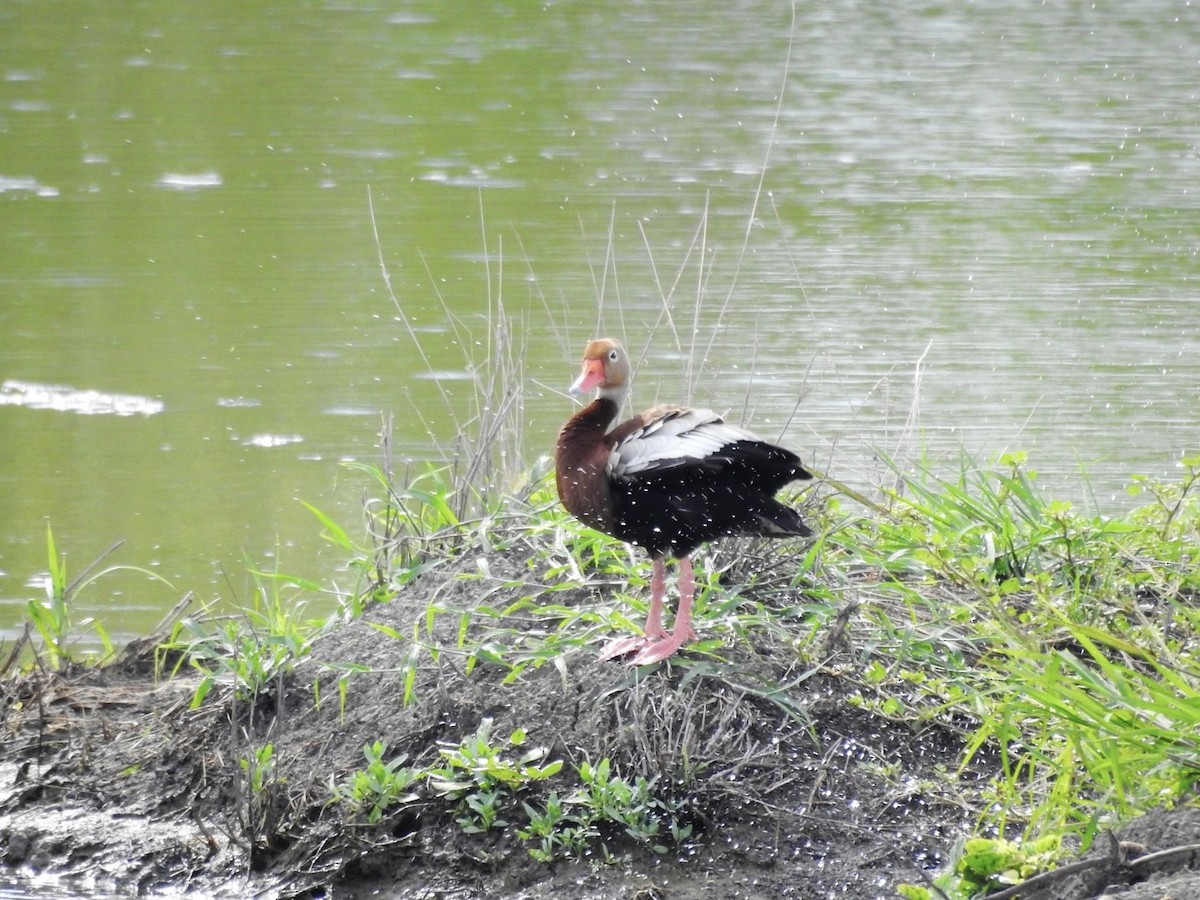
[608, 349, 619, 361]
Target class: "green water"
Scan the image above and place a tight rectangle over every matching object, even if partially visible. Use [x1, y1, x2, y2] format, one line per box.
[1, 2, 1197, 647]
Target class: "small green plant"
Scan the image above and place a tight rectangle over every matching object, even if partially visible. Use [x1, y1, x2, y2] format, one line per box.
[580, 758, 692, 853]
[26, 523, 75, 668]
[575, 758, 662, 848]
[512, 758, 692, 862]
[24, 524, 170, 669]
[237, 744, 286, 854]
[332, 740, 420, 824]
[427, 718, 563, 835]
[459, 787, 506, 834]
[238, 741, 281, 850]
[1127, 453, 1200, 540]
[898, 834, 1063, 899]
[161, 563, 325, 706]
[241, 742, 277, 796]
[323, 724, 691, 862]
[518, 792, 594, 861]
[430, 720, 564, 791]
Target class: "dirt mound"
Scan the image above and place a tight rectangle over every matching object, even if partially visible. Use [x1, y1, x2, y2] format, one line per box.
[1, 548, 1198, 899]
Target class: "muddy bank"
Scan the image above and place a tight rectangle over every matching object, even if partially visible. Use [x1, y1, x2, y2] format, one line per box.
[1, 549, 1198, 899]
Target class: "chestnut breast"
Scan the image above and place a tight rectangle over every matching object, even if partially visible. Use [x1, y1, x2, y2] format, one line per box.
[554, 398, 620, 535]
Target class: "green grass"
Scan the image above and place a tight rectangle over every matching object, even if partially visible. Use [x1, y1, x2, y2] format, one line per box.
[848, 453, 1200, 898]
[344, 445, 1195, 889]
[14, 523, 172, 672]
[8, 421, 1200, 898]
[321, 446, 1200, 863]
[158, 560, 331, 706]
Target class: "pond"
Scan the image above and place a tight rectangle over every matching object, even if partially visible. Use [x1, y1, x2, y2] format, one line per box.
[1, 1, 1197, 650]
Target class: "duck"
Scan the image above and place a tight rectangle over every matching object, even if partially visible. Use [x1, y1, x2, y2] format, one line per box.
[554, 338, 813, 664]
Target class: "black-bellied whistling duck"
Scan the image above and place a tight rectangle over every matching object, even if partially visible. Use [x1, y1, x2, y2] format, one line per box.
[555, 338, 813, 664]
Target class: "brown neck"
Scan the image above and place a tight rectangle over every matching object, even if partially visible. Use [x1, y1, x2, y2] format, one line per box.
[570, 397, 619, 432]
[555, 397, 619, 463]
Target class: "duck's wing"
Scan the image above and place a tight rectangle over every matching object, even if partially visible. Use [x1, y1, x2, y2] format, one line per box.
[606, 407, 757, 478]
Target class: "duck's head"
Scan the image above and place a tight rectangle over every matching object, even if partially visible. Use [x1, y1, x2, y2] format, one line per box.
[569, 338, 630, 402]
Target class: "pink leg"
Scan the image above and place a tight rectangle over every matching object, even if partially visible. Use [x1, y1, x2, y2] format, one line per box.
[642, 557, 670, 640]
[598, 557, 670, 661]
[631, 557, 700, 665]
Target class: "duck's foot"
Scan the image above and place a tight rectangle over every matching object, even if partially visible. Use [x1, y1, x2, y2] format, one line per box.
[597, 635, 652, 661]
[628, 625, 700, 666]
[597, 625, 670, 662]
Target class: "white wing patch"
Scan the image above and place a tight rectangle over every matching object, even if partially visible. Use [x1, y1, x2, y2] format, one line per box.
[607, 407, 761, 479]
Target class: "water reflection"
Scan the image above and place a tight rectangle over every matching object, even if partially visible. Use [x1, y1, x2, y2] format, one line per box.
[0, 382, 164, 417]
[156, 172, 223, 190]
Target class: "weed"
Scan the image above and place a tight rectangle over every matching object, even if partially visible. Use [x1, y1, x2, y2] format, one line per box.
[25, 524, 171, 669]
[348, 714, 693, 861]
[852, 451, 1200, 879]
[967, 625, 1200, 842]
[160, 562, 326, 706]
[1127, 453, 1200, 541]
[427, 718, 562, 835]
[241, 742, 277, 797]
[898, 834, 1063, 900]
[573, 757, 689, 852]
[238, 742, 280, 851]
[511, 757, 692, 862]
[332, 740, 420, 824]
[519, 792, 591, 861]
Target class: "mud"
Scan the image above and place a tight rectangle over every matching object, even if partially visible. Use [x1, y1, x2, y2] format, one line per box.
[1, 548, 1197, 899]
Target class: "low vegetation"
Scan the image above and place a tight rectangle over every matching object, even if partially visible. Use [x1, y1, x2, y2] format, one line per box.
[4, 434, 1199, 897]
